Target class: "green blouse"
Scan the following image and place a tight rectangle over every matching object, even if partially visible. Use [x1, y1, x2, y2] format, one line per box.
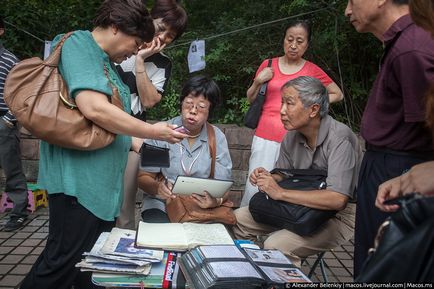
[38, 30, 132, 221]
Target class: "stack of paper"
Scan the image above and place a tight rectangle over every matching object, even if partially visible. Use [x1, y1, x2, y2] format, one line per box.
[76, 228, 164, 275]
[77, 228, 187, 288]
[92, 251, 186, 288]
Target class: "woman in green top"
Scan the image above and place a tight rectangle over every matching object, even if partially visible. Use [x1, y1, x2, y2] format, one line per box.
[20, 1, 187, 288]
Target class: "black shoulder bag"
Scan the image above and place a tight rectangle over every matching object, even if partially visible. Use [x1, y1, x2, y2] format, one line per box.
[248, 168, 337, 236]
[243, 59, 272, 129]
[357, 194, 434, 282]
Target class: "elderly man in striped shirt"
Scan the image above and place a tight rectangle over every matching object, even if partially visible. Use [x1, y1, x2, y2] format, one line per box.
[0, 15, 28, 232]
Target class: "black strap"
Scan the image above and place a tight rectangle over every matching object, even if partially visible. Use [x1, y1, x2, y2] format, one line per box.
[258, 59, 272, 96]
[207, 122, 216, 179]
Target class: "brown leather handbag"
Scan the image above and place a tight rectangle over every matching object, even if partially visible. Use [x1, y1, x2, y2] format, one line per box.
[166, 123, 237, 225]
[166, 195, 236, 225]
[3, 32, 123, 150]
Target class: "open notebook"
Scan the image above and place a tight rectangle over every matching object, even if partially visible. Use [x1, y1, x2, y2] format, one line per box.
[135, 222, 234, 251]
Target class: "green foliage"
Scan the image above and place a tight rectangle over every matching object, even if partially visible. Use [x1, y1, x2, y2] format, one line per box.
[0, 0, 384, 131]
[1, 0, 100, 58]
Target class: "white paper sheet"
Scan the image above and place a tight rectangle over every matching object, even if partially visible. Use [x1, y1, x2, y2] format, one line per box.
[209, 261, 262, 278]
[199, 245, 245, 259]
[188, 40, 206, 73]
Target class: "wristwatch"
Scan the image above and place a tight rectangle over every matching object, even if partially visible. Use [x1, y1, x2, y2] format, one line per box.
[2, 118, 15, 128]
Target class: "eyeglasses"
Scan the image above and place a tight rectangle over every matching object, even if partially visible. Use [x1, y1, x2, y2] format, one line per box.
[182, 99, 209, 113]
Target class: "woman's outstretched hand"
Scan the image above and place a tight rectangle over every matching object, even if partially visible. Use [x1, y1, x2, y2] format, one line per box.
[151, 122, 188, 144]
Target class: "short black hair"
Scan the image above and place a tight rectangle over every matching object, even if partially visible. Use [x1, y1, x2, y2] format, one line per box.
[0, 15, 4, 29]
[180, 75, 221, 115]
[283, 20, 311, 43]
[151, 0, 187, 40]
[93, 0, 155, 43]
[393, 0, 409, 4]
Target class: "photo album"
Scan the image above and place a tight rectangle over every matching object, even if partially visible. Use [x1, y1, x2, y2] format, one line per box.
[179, 244, 311, 289]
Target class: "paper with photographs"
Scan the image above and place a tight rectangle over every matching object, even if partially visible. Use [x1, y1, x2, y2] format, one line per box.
[84, 232, 150, 266]
[259, 266, 311, 283]
[244, 248, 292, 265]
[101, 228, 164, 261]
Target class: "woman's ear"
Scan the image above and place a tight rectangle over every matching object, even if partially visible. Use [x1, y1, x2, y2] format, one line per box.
[111, 24, 118, 35]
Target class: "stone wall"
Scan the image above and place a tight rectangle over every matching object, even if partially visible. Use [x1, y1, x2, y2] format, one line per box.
[215, 124, 254, 190]
[0, 125, 254, 191]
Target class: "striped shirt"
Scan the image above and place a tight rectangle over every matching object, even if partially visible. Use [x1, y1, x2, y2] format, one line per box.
[0, 43, 19, 123]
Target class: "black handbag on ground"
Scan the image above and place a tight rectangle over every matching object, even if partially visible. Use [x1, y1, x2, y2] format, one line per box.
[243, 59, 272, 129]
[356, 194, 434, 282]
[140, 143, 170, 168]
[248, 168, 337, 236]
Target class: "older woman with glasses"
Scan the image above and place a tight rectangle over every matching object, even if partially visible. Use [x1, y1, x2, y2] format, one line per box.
[137, 75, 233, 222]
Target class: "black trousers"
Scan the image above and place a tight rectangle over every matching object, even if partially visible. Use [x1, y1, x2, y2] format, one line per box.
[141, 208, 170, 223]
[0, 120, 28, 218]
[354, 149, 432, 278]
[20, 193, 114, 289]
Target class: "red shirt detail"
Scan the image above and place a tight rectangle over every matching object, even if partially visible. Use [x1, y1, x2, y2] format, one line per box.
[254, 57, 333, 142]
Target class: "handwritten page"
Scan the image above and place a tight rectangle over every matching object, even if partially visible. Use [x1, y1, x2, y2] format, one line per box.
[183, 223, 234, 248]
[136, 222, 188, 250]
[209, 261, 263, 278]
[199, 245, 245, 259]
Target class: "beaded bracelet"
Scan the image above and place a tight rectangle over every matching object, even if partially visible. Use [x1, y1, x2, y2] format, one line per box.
[217, 197, 223, 206]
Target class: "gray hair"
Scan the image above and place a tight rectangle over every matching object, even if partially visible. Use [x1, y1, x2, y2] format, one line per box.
[281, 76, 329, 117]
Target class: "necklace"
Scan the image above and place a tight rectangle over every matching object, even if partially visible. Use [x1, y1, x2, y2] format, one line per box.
[179, 144, 204, 176]
[188, 133, 200, 138]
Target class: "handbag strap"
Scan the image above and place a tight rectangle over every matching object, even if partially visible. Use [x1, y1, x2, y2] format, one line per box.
[206, 122, 216, 179]
[44, 32, 74, 66]
[258, 58, 273, 96]
[206, 123, 235, 207]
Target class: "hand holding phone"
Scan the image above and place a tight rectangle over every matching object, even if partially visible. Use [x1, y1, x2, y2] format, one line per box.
[173, 125, 190, 134]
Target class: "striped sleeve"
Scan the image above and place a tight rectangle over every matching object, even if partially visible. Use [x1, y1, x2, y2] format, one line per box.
[0, 48, 20, 123]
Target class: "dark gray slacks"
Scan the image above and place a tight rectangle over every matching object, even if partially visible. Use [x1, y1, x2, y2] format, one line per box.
[0, 120, 28, 218]
[354, 149, 431, 278]
[20, 193, 114, 289]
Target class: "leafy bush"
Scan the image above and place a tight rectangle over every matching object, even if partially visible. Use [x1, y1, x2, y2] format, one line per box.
[1, 0, 383, 131]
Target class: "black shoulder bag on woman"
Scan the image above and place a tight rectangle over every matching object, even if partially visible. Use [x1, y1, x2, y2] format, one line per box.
[249, 168, 337, 236]
[244, 59, 272, 129]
